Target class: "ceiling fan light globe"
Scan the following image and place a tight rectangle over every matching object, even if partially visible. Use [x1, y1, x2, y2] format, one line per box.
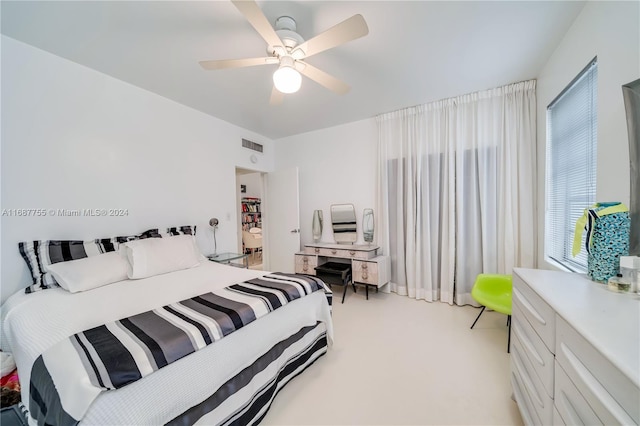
[273, 66, 301, 94]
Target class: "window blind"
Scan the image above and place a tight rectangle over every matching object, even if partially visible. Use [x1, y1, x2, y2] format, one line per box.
[545, 59, 598, 272]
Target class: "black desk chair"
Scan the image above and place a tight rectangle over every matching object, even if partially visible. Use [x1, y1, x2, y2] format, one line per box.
[314, 262, 356, 303]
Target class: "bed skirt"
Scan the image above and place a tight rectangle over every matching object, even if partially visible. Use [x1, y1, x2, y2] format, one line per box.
[168, 321, 328, 425]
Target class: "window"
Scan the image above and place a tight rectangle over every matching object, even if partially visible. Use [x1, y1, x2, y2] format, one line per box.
[545, 58, 597, 272]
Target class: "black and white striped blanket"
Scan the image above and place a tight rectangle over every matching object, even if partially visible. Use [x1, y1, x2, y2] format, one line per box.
[28, 273, 331, 426]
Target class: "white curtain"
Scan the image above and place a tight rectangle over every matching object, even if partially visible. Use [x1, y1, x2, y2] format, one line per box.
[376, 80, 536, 305]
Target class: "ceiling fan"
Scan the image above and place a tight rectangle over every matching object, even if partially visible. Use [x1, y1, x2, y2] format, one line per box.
[199, 0, 369, 105]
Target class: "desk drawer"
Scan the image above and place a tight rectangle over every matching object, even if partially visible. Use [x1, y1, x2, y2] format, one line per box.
[352, 260, 379, 286]
[556, 316, 639, 425]
[305, 246, 325, 255]
[324, 248, 349, 258]
[305, 246, 348, 258]
[513, 272, 556, 353]
[304, 246, 376, 259]
[295, 254, 317, 275]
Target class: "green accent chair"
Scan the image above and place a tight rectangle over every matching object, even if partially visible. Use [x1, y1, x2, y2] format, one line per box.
[470, 273, 513, 352]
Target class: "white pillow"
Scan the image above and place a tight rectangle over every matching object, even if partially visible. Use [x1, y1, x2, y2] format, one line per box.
[123, 235, 200, 279]
[46, 252, 129, 293]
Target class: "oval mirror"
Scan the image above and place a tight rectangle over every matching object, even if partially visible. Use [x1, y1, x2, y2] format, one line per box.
[330, 204, 357, 244]
[312, 210, 323, 242]
[363, 208, 374, 243]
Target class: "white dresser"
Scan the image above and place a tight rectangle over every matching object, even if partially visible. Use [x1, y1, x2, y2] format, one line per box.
[294, 243, 390, 295]
[511, 268, 639, 425]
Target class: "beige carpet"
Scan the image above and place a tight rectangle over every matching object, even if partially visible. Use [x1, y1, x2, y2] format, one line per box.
[262, 288, 524, 425]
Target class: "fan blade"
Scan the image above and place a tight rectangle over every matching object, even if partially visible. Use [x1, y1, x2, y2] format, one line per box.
[231, 0, 283, 49]
[297, 62, 350, 95]
[199, 57, 276, 70]
[270, 86, 284, 105]
[292, 14, 368, 59]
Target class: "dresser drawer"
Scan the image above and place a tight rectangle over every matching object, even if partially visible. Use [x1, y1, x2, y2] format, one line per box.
[554, 360, 602, 425]
[511, 334, 554, 425]
[294, 254, 317, 275]
[512, 304, 555, 398]
[352, 260, 379, 286]
[556, 316, 639, 425]
[553, 405, 565, 426]
[512, 354, 545, 426]
[513, 272, 556, 353]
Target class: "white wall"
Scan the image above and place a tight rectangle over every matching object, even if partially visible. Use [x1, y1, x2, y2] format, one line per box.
[1, 36, 275, 302]
[275, 118, 377, 246]
[536, 1, 639, 270]
[237, 173, 263, 199]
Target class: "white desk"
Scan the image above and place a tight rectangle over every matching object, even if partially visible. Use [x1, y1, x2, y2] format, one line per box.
[294, 243, 390, 298]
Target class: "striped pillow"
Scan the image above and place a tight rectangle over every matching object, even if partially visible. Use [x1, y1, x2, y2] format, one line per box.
[19, 229, 161, 294]
[113, 228, 161, 244]
[165, 225, 197, 237]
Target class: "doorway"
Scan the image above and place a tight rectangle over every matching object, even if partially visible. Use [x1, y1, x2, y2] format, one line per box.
[236, 168, 264, 270]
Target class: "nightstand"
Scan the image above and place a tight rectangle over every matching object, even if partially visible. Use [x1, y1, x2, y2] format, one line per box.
[207, 252, 249, 268]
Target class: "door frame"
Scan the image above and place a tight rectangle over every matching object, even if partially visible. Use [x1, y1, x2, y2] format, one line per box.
[235, 167, 266, 266]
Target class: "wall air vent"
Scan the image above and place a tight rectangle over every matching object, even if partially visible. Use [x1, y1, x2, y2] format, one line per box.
[242, 138, 263, 153]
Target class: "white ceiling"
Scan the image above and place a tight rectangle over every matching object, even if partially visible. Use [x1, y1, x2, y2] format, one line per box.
[1, 1, 585, 139]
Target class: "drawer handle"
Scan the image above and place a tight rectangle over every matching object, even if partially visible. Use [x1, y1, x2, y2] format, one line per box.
[314, 248, 320, 253]
[510, 371, 536, 426]
[362, 264, 368, 270]
[331, 249, 337, 254]
[512, 321, 545, 367]
[560, 343, 634, 424]
[302, 265, 308, 272]
[349, 250, 356, 255]
[303, 257, 308, 264]
[362, 272, 369, 279]
[558, 390, 587, 425]
[513, 288, 546, 326]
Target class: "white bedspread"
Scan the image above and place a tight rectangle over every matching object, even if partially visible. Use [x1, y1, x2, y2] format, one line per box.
[1, 260, 333, 425]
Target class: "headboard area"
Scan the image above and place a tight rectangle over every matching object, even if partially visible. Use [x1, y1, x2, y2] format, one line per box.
[2, 222, 211, 302]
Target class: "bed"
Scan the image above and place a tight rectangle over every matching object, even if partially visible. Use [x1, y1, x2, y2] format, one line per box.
[1, 250, 333, 425]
